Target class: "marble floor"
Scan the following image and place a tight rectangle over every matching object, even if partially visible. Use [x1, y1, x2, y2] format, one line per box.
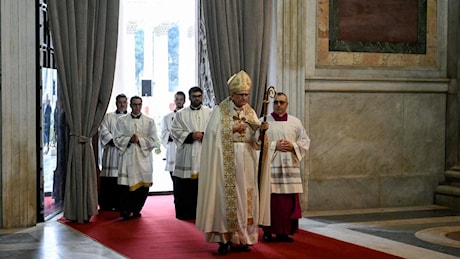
[0, 202, 459, 259]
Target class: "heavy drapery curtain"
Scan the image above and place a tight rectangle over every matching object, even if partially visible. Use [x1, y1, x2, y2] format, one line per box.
[201, 0, 273, 114]
[48, 0, 120, 223]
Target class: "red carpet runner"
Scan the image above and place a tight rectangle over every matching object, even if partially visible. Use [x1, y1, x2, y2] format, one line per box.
[60, 194, 400, 259]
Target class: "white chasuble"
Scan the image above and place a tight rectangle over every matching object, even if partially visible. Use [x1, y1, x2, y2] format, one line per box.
[196, 97, 271, 245]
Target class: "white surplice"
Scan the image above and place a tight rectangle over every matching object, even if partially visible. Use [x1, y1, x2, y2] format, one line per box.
[160, 111, 177, 172]
[114, 114, 160, 191]
[99, 111, 126, 178]
[263, 114, 310, 194]
[170, 106, 212, 179]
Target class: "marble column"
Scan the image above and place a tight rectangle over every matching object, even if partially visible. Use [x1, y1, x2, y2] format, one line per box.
[0, 0, 38, 228]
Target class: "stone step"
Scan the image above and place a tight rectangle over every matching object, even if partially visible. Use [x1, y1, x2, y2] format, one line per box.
[444, 170, 460, 182]
[435, 193, 460, 209]
[435, 185, 460, 197]
[434, 170, 460, 210]
[446, 182, 460, 188]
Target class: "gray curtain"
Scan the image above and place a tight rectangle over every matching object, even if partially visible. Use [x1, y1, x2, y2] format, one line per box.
[201, 0, 273, 114]
[48, 0, 120, 223]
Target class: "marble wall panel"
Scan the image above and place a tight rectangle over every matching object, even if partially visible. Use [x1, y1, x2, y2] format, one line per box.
[307, 177, 380, 210]
[402, 94, 446, 176]
[309, 92, 404, 180]
[380, 175, 442, 207]
[305, 91, 446, 210]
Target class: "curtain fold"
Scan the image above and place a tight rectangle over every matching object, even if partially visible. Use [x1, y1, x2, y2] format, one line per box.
[48, 0, 120, 223]
[201, 0, 273, 113]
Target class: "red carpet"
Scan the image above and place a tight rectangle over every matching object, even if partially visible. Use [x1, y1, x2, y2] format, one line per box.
[45, 195, 62, 218]
[60, 195, 400, 259]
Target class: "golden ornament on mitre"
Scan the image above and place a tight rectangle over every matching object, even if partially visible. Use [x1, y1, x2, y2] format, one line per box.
[227, 70, 252, 93]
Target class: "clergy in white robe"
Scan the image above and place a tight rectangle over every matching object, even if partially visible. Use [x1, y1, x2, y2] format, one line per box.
[160, 91, 186, 180]
[160, 112, 177, 172]
[98, 94, 128, 211]
[170, 87, 212, 220]
[114, 96, 160, 219]
[261, 92, 310, 242]
[196, 70, 271, 255]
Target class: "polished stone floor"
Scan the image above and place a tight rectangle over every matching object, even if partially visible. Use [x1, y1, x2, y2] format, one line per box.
[0, 202, 459, 259]
[301, 205, 460, 259]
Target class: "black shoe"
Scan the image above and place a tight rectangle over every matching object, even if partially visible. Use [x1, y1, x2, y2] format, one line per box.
[120, 211, 131, 220]
[132, 212, 142, 218]
[276, 234, 294, 242]
[230, 245, 251, 252]
[263, 232, 274, 242]
[217, 242, 229, 255]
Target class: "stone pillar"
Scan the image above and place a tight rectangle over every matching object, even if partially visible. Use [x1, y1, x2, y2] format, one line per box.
[0, 0, 38, 228]
[275, 0, 306, 119]
[445, 0, 460, 169]
[275, 0, 309, 206]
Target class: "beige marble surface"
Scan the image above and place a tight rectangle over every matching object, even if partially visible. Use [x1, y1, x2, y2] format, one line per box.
[304, 91, 445, 210]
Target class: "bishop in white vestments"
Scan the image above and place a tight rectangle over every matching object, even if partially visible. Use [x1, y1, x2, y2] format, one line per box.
[196, 70, 270, 255]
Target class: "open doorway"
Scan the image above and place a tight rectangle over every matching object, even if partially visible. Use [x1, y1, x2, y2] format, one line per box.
[41, 67, 64, 220]
[107, 0, 199, 193]
[39, 0, 199, 221]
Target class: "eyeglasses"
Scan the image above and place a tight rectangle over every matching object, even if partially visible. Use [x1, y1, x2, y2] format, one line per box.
[274, 100, 286, 105]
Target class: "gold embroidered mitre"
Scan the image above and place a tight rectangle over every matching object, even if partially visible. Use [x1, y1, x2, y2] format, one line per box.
[227, 70, 252, 93]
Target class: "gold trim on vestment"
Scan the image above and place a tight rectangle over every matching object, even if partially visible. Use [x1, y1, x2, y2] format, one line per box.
[247, 188, 254, 225]
[129, 182, 153, 191]
[220, 98, 238, 231]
